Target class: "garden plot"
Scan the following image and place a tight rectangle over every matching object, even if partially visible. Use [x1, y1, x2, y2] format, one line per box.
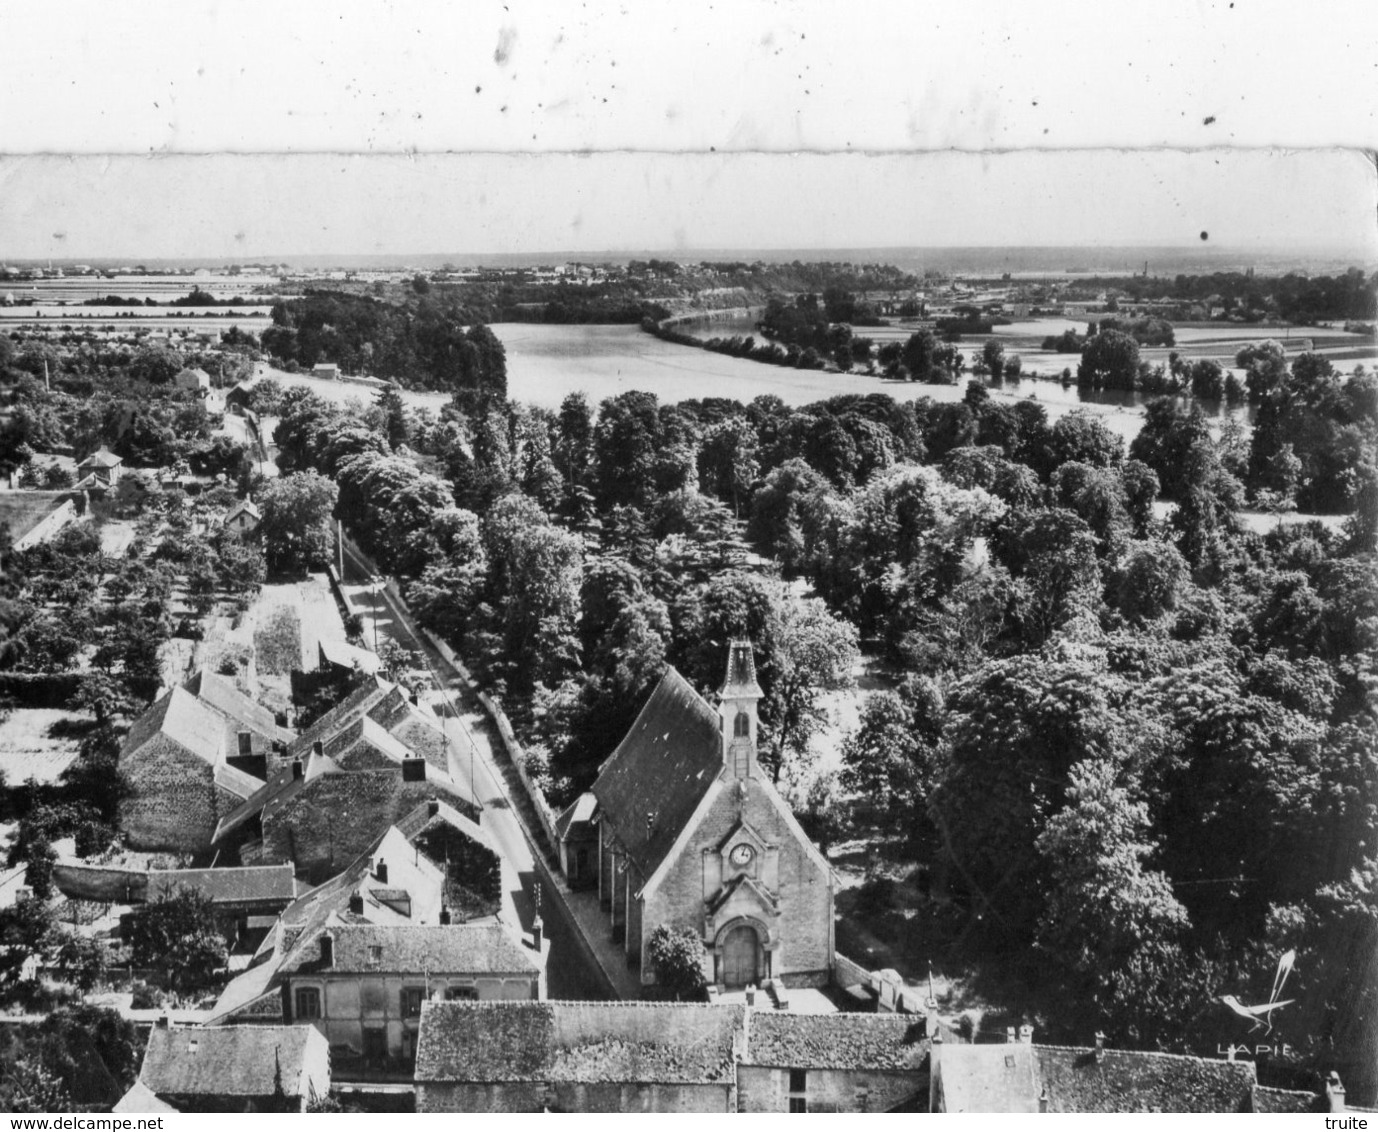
[0, 709, 91, 786]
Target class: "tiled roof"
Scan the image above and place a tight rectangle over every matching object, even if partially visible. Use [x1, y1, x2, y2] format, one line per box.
[318, 637, 380, 674]
[1253, 1086, 1320, 1113]
[113, 1079, 179, 1114]
[592, 667, 723, 877]
[184, 669, 280, 740]
[0, 493, 71, 543]
[280, 923, 540, 976]
[1034, 1045, 1258, 1113]
[226, 499, 261, 522]
[78, 447, 122, 468]
[555, 793, 597, 840]
[744, 1011, 929, 1071]
[936, 1042, 1264, 1114]
[935, 1042, 1038, 1113]
[139, 1025, 324, 1099]
[288, 675, 392, 759]
[214, 760, 263, 800]
[146, 864, 299, 905]
[123, 686, 226, 765]
[415, 1002, 745, 1085]
[324, 715, 413, 767]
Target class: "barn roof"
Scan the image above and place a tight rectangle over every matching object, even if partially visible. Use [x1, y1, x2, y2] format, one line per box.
[415, 1001, 745, 1085]
[138, 1025, 324, 1100]
[744, 1012, 929, 1072]
[123, 686, 226, 765]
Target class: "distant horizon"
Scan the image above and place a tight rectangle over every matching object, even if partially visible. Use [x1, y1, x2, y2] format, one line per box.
[4, 243, 1374, 274]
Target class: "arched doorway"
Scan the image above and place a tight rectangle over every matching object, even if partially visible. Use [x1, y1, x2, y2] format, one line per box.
[722, 923, 760, 988]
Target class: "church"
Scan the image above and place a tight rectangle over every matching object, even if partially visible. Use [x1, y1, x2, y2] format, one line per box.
[580, 640, 836, 991]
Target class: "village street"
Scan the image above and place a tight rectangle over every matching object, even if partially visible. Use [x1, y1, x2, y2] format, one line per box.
[336, 536, 614, 1001]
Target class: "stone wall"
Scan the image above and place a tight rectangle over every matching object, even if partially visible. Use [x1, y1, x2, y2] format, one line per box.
[642, 777, 832, 987]
[736, 1066, 924, 1114]
[120, 736, 219, 852]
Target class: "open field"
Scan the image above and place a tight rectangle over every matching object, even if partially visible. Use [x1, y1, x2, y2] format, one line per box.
[0, 709, 92, 785]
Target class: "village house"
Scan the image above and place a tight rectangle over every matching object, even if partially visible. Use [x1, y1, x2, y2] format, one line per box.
[414, 1001, 746, 1113]
[118, 669, 290, 850]
[582, 640, 835, 991]
[115, 1021, 330, 1113]
[736, 1011, 929, 1113]
[74, 446, 122, 488]
[142, 863, 302, 944]
[209, 811, 543, 1075]
[223, 496, 261, 537]
[173, 366, 212, 395]
[118, 685, 267, 851]
[311, 362, 341, 380]
[211, 685, 479, 880]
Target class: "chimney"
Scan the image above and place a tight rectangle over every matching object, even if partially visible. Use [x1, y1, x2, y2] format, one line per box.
[1093, 1031, 1106, 1061]
[530, 916, 543, 952]
[319, 932, 334, 968]
[1019, 1024, 1033, 1044]
[291, 757, 304, 780]
[348, 890, 364, 915]
[439, 906, 451, 926]
[374, 859, 388, 883]
[1038, 1086, 1049, 1114]
[402, 757, 426, 782]
[1006, 1026, 1016, 1044]
[1325, 1071, 1346, 1113]
[312, 740, 324, 760]
[156, 1012, 173, 1029]
[427, 799, 440, 818]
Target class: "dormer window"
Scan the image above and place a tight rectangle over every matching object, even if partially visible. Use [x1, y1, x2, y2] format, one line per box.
[368, 944, 383, 968]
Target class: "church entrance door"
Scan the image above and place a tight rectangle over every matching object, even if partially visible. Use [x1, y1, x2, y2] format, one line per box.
[722, 924, 760, 988]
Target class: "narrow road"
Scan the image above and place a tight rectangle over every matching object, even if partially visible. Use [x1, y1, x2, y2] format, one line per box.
[338, 537, 611, 1000]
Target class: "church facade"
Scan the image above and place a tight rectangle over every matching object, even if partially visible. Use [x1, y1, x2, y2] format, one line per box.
[586, 640, 836, 990]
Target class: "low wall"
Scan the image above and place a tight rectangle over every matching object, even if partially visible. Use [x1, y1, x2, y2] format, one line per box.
[418, 627, 560, 859]
[53, 861, 148, 902]
[833, 952, 873, 990]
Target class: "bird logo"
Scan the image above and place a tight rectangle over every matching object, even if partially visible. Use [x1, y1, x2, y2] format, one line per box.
[1220, 949, 1296, 1033]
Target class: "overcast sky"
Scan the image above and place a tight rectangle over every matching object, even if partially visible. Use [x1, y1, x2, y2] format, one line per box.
[0, 149, 1372, 261]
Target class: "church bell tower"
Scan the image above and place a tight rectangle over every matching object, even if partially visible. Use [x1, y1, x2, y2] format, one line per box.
[718, 638, 763, 780]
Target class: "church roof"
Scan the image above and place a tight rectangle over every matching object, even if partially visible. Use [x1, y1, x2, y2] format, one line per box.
[591, 667, 722, 878]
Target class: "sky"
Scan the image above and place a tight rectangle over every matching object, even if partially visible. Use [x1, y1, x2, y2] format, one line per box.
[0, 150, 1373, 262]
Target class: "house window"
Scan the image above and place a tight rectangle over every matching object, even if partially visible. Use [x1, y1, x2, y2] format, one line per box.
[294, 987, 321, 1019]
[734, 745, 749, 777]
[788, 1098, 807, 1113]
[788, 1068, 807, 1112]
[401, 987, 425, 1018]
[446, 985, 478, 1001]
